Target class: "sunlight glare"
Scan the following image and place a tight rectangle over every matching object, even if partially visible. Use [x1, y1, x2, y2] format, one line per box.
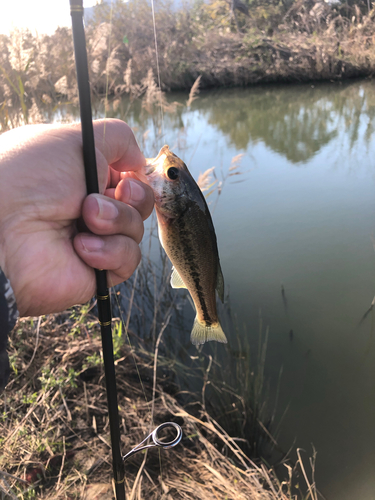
[1, 0, 100, 36]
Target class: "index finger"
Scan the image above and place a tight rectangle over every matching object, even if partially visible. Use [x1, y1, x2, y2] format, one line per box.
[92, 119, 145, 173]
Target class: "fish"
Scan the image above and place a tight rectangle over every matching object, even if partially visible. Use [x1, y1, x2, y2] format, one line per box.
[142, 145, 227, 346]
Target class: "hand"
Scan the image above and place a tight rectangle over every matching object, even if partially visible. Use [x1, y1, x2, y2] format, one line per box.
[0, 119, 154, 317]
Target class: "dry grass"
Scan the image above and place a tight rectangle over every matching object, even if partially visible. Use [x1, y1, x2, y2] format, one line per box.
[186, 76, 202, 109]
[2, 1, 375, 132]
[0, 302, 318, 500]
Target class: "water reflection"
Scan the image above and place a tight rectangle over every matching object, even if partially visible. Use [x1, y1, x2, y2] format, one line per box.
[21, 79, 374, 169]
[89, 80, 375, 166]
[4, 78, 375, 168]
[189, 81, 375, 163]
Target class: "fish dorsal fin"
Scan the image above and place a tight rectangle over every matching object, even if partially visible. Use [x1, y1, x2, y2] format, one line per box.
[216, 263, 224, 303]
[171, 267, 187, 289]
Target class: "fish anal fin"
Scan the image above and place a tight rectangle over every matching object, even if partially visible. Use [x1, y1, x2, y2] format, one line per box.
[216, 263, 225, 303]
[171, 267, 187, 289]
[190, 318, 227, 346]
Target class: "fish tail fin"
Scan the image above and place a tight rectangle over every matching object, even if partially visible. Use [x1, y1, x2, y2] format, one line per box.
[190, 318, 228, 346]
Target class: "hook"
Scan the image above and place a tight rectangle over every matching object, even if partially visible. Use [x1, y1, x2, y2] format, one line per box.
[122, 422, 182, 462]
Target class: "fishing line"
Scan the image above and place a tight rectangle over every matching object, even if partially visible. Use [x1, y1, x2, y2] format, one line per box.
[109, 273, 150, 411]
[93, 0, 151, 429]
[70, 2, 125, 496]
[70, 4, 182, 499]
[109, 271, 174, 427]
[103, 0, 114, 145]
[102, 0, 154, 415]
[150, 0, 165, 141]
[108, 275, 176, 494]
[109, 271, 175, 419]
[102, 0, 174, 431]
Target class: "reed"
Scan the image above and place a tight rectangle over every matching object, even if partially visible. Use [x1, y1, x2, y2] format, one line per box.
[2, 0, 375, 132]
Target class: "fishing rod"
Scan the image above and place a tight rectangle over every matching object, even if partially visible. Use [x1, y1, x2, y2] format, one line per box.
[69, 2, 182, 498]
[69, 1, 125, 497]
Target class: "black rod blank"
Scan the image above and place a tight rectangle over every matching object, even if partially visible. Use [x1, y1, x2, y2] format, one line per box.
[69, 2, 126, 498]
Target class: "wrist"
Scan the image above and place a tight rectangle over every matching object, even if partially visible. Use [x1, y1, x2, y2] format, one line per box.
[0, 266, 19, 334]
[0, 216, 29, 318]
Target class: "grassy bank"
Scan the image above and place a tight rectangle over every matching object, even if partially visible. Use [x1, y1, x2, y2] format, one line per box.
[0, 306, 318, 499]
[1, 0, 375, 130]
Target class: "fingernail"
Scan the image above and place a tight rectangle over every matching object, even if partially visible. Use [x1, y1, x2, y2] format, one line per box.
[81, 235, 104, 252]
[96, 197, 119, 220]
[128, 180, 145, 202]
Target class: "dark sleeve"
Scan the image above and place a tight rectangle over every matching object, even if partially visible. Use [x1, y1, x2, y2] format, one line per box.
[0, 267, 19, 391]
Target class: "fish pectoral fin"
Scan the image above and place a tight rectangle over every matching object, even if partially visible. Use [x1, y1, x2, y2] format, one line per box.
[170, 267, 187, 289]
[190, 318, 228, 346]
[216, 263, 225, 303]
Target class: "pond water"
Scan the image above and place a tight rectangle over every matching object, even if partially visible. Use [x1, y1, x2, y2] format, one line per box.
[97, 79, 375, 498]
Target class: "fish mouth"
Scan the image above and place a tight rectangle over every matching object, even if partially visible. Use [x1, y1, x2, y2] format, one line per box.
[135, 146, 168, 184]
[143, 145, 171, 178]
[137, 156, 159, 183]
[144, 164, 156, 176]
[152, 145, 170, 162]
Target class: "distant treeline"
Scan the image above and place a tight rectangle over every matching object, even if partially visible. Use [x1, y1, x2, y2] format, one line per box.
[0, 0, 374, 129]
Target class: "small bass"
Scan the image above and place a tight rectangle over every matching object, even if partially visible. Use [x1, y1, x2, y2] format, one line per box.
[144, 145, 227, 346]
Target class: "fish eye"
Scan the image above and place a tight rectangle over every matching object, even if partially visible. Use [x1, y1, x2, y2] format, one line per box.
[167, 167, 179, 180]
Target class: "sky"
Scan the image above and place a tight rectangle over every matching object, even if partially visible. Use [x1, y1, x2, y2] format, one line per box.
[0, 0, 100, 36]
